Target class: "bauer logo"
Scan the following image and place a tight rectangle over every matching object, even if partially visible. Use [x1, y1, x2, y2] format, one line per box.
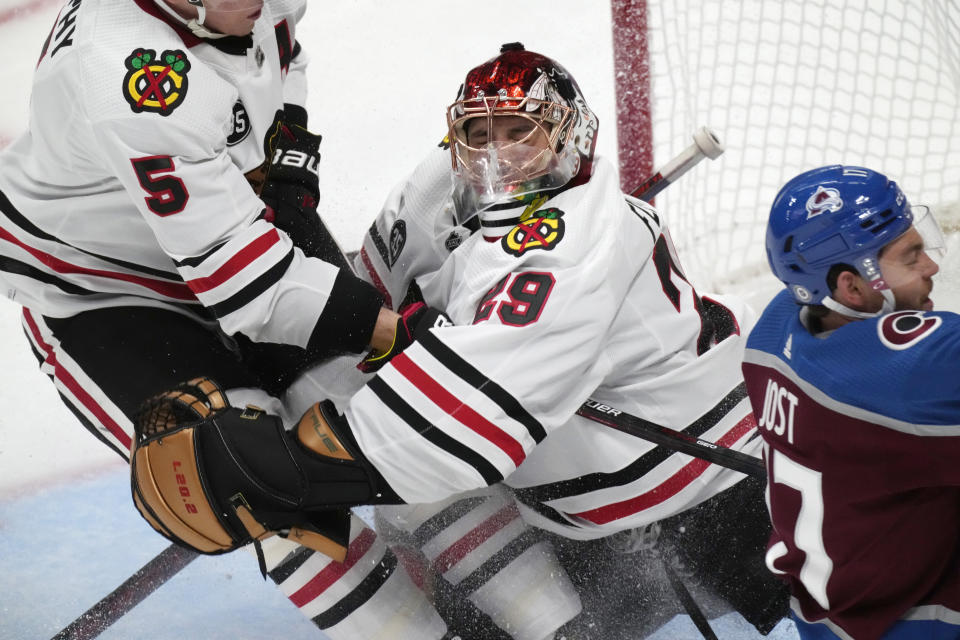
[122, 49, 191, 116]
[805, 186, 843, 219]
[584, 399, 622, 416]
[502, 208, 565, 257]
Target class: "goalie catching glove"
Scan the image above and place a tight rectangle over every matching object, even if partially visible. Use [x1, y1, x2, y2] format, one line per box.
[130, 378, 401, 567]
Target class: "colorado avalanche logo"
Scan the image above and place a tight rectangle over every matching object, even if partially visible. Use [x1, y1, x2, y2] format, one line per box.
[878, 310, 941, 350]
[805, 186, 843, 219]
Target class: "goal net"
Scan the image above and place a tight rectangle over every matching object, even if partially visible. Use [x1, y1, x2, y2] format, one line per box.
[643, 0, 960, 299]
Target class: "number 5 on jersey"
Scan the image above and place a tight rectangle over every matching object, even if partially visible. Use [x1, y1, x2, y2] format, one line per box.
[131, 155, 190, 216]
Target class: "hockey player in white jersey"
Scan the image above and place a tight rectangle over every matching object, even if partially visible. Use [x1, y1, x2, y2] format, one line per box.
[352, 42, 759, 536]
[130, 43, 789, 637]
[0, 0, 452, 637]
[353, 43, 791, 637]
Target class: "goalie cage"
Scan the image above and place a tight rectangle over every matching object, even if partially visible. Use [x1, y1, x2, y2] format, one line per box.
[636, 0, 960, 298]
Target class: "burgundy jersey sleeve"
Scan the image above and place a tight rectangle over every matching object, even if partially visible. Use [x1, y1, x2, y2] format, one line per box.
[743, 305, 960, 639]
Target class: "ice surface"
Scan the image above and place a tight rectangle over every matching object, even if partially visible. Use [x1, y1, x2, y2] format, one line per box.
[8, 1, 952, 639]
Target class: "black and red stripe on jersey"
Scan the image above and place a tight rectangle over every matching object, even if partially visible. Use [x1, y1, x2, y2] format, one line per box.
[512, 384, 757, 528]
[351, 328, 546, 497]
[0, 189, 200, 310]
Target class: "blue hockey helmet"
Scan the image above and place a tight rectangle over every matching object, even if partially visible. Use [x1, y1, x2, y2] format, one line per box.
[766, 165, 916, 305]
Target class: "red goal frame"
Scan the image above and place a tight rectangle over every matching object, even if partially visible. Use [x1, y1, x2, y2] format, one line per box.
[610, 0, 654, 194]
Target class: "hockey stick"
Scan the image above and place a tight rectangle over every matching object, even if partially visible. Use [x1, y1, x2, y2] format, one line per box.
[577, 398, 766, 640]
[583, 127, 765, 480]
[577, 399, 766, 479]
[661, 556, 721, 640]
[50, 127, 733, 640]
[630, 126, 724, 201]
[597, 129, 758, 640]
[50, 543, 197, 640]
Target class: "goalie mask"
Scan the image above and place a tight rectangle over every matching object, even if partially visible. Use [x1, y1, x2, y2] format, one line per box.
[447, 43, 599, 228]
[766, 165, 945, 316]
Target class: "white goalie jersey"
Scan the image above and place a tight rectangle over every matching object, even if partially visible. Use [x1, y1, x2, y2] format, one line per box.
[353, 147, 761, 539]
[0, 0, 377, 352]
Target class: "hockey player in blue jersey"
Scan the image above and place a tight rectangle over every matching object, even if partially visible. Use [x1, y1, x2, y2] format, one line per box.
[741, 165, 960, 640]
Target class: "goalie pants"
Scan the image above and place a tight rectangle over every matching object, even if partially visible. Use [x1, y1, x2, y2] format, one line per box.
[374, 474, 789, 640]
[546, 474, 790, 638]
[20, 304, 323, 458]
[19, 304, 452, 638]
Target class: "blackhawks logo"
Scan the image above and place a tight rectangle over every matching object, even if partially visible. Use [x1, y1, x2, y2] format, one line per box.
[502, 207, 566, 257]
[123, 49, 191, 116]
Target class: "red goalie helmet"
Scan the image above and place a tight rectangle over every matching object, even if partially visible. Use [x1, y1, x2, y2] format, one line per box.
[447, 43, 599, 222]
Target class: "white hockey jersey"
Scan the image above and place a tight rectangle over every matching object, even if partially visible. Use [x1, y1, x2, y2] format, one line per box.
[352, 147, 762, 539]
[0, 0, 378, 352]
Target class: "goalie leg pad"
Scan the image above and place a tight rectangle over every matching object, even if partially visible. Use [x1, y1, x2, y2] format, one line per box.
[131, 379, 398, 561]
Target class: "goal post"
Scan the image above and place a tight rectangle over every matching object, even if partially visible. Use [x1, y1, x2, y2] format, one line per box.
[613, 0, 960, 294]
[610, 0, 655, 195]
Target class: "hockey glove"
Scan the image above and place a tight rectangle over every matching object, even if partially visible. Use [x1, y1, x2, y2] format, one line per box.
[130, 378, 401, 564]
[358, 302, 453, 373]
[260, 117, 348, 266]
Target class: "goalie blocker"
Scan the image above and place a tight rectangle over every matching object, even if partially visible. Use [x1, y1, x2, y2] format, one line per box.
[130, 378, 401, 563]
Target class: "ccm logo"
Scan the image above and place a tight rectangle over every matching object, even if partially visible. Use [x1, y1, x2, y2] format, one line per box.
[172, 460, 199, 515]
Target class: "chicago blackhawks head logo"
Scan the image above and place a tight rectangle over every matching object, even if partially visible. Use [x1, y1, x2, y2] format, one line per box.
[502, 207, 566, 257]
[123, 49, 191, 116]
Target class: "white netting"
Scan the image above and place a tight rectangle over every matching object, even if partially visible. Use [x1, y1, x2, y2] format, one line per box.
[647, 0, 960, 292]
